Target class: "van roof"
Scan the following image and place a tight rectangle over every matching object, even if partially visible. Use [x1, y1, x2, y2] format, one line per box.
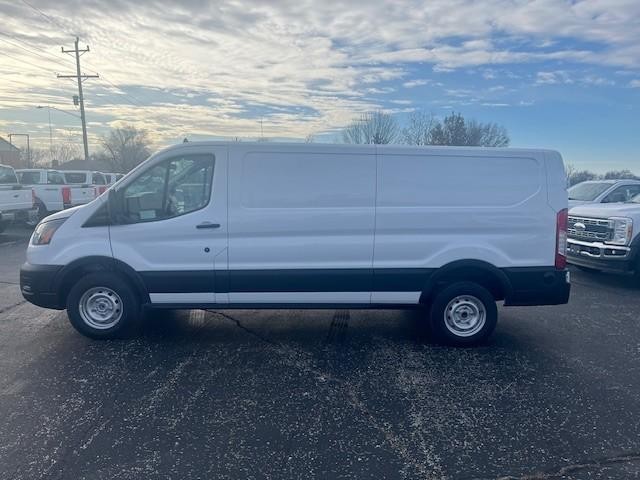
[157, 140, 561, 156]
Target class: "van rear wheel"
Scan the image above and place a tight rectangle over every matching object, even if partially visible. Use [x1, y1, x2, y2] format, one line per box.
[429, 282, 497, 346]
[66, 272, 141, 339]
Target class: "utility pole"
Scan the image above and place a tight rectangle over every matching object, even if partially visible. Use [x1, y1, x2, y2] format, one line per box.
[36, 106, 53, 163]
[57, 37, 98, 164]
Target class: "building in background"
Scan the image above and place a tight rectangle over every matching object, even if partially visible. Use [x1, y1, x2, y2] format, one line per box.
[57, 158, 112, 172]
[0, 137, 21, 168]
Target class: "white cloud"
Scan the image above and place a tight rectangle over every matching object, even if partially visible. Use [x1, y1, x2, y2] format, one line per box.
[535, 71, 574, 85]
[402, 79, 430, 88]
[482, 70, 497, 80]
[630, 80, 640, 88]
[581, 75, 615, 86]
[1, 0, 639, 149]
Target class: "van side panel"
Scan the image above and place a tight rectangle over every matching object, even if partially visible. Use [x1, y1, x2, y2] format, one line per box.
[544, 150, 568, 213]
[374, 149, 554, 271]
[227, 146, 376, 303]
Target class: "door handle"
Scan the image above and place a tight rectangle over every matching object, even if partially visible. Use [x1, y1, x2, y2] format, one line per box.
[196, 222, 221, 229]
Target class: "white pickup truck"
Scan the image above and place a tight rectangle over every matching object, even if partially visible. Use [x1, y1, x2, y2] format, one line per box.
[568, 179, 640, 208]
[0, 164, 37, 233]
[17, 168, 101, 219]
[62, 170, 108, 202]
[568, 194, 640, 276]
[104, 173, 124, 185]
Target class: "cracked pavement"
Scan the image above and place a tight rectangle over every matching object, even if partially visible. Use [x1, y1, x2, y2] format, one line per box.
[1, 226, 640, 479]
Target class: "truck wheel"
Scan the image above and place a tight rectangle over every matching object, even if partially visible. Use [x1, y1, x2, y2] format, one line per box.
[66, 272, 141, 339]
[36, 200, 48, 222]
[429, 282, 497, 347]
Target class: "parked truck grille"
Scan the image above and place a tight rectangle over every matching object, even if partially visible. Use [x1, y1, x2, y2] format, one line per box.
[567, 216, 612, 241]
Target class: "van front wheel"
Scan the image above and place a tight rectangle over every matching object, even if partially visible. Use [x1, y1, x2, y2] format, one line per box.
[66, 272, 141, 339]
[429, 282, 497, 346]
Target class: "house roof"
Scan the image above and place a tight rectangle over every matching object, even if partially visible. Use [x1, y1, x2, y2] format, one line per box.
[0, 137, 20, 152]
[57, 159, 112, 172]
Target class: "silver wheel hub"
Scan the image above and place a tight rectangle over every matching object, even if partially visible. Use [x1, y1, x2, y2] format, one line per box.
[78, 287, 123, 330]
[444, 295, 486, 337]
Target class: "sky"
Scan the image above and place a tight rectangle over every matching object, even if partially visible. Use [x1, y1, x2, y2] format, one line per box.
[0, 0, 639, 172]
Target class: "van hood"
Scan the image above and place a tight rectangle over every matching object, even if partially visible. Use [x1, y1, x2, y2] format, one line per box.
[40, 205, 83, 223]
[569, 202, 640, 219]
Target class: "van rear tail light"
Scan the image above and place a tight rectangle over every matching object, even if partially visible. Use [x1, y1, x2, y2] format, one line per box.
[62, 186, 71, 206]
[555, 208, 568, 269]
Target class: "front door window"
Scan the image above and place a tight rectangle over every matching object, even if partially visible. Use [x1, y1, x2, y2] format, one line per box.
[119, 154, 215, 223]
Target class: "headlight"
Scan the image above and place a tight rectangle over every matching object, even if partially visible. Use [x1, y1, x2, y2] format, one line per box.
[606, 217, 633, 246]
[31, 218, 66, 245]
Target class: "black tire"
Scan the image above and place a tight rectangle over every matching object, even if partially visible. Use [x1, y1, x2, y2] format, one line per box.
[429, 281, 497, 347]
[26, 200, 47, 227]
[66, 272, 141, 339]
[36, 200, 48, 222]
[633, 259, 640, 282]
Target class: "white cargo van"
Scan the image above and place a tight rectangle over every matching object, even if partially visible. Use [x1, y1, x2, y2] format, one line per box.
[20, 142, 570, 345]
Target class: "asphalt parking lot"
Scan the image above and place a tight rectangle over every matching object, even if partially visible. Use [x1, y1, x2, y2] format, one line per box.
[1, 225, 639, 480]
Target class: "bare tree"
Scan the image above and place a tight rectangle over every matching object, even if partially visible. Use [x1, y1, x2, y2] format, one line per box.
[568, 169, 599, 186]
[342, 111, 398, 145]
[304, 133, 316, 143]
[101, 125, 151, 173]
[466, 119, 510, 147]
[564, 163, 576, 187]
[402, 111, 435, 145]
[26, 148, 48, 167]
[408, 111, 510, 147]
[432, 112, 509, 147]
[51, 143, 82, 165]
[603, 169, 638, 180]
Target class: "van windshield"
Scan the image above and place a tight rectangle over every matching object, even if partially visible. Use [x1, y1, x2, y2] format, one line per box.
[568, 182, 611, 201]
[0, 166, 18, 184]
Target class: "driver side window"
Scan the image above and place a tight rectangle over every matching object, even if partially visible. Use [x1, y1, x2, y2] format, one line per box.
[120, 154, 215, 224]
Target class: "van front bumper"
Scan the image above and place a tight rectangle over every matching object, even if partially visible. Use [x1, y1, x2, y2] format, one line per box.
[20, 263, 65, 310]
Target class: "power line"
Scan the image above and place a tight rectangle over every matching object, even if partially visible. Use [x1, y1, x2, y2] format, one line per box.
[97, 75, 145, 107]
[9, 2, 151, 110]
[0, 32, 145, 109]
[0, 51, 56, 75]
[20, 0, 71, 34]
[0, 33, 75, 70]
